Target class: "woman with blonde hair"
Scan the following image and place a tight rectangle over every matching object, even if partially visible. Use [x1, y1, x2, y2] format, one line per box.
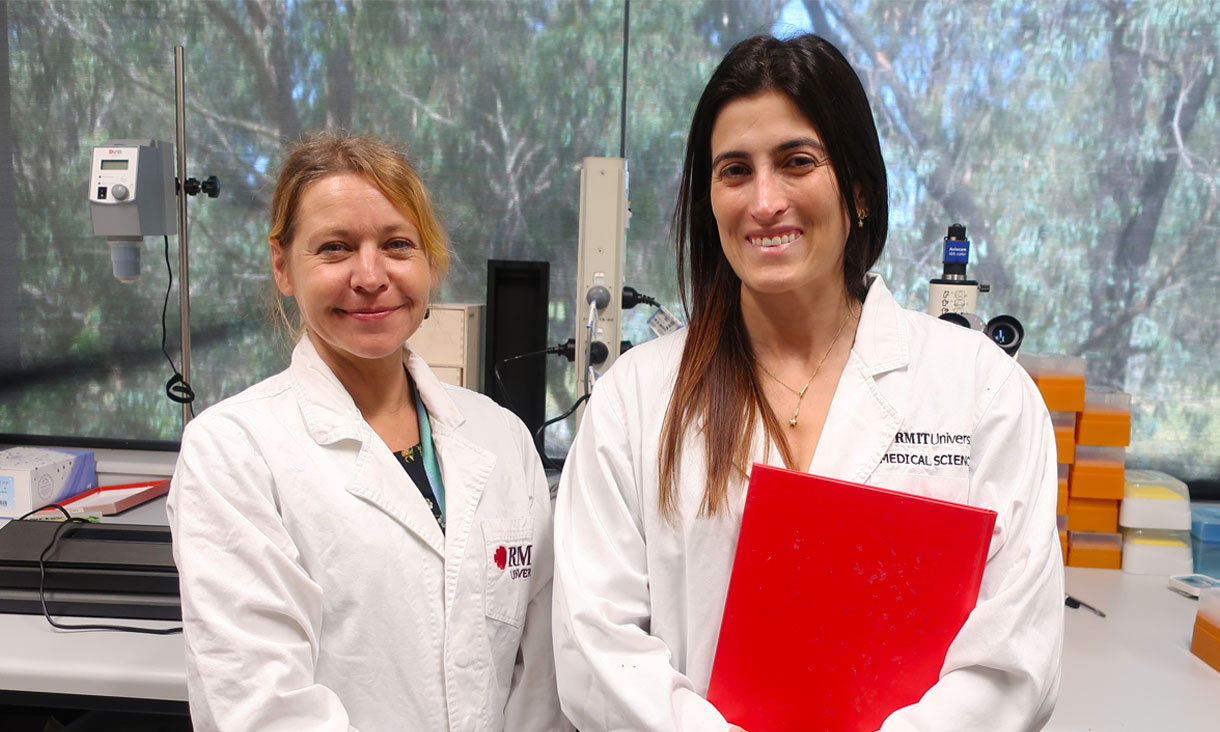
[169, 132, 567, 731]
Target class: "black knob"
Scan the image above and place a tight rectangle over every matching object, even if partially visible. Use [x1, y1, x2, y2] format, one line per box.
[181, 176, 221, 198]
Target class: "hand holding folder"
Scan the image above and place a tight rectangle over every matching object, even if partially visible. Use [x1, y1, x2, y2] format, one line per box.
[707, 464, 997, 732]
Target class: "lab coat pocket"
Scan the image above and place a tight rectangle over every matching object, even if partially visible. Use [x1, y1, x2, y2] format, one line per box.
[481, 517, 534, 628]
[869, 470, 970, 505]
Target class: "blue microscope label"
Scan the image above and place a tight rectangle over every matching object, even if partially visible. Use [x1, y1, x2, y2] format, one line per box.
[0, 476, 13, 510]
[943, 241, 970, 263]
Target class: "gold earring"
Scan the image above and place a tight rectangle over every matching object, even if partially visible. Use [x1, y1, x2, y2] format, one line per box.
[857, 212, 867, 228]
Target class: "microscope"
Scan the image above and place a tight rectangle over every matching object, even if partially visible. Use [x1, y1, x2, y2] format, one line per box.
[928, 223, 1023, 357]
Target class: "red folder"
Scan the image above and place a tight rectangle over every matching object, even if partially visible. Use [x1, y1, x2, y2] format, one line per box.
[706, 464, 997, 732]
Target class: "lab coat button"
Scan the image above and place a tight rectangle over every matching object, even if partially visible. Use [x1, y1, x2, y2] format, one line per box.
[454, 649, 471, 667]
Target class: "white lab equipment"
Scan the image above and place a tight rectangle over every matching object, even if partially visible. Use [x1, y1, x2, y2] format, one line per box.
[928, 223, 1023, 357]
[928, 222, 989, 316]
[407, 303, 484, 390]
[573, 157, 628, 409]
[86, 47, 220, 426]
[88, 139, 177, 282]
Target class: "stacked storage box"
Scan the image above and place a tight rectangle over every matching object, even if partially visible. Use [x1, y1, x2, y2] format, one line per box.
[1068, 388, 1131, 569]
[1117, 469, 1193, 575]
[1018, 355, 1128, 569]
[1193, 505, 1220, 577]
[1191, 588, 1220, 673]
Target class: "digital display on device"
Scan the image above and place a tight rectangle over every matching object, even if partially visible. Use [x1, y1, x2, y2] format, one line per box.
[100, 159, 129, 171]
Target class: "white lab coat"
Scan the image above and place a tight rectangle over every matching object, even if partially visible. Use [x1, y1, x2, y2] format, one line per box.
[553, 274, 1064, 732]
[168, 335, 568, 732]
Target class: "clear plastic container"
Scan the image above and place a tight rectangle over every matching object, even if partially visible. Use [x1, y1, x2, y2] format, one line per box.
[1058, 514, 1068, 563]
[1192, 587, 1220, 673]
[1119, 469, 1191, 530]
[1050, 411, 1076, 464]
[1070, 446, 1126, 500]
[1195, 538, 1220, 577]
[1120, 528, 1193, 575]
[1057, 464, 1069, 515]
[1076, 388, 1132, 447]
[1200, 587, 1220, 629]
[1018, 353, 1086, 412]
[1193, 504, 1220, 543]
[1068, 497, 1119, 533]
[1068, 530, 1122, 569]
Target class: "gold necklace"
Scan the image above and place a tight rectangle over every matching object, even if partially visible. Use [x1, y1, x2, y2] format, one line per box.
[756, 313, 852, 428]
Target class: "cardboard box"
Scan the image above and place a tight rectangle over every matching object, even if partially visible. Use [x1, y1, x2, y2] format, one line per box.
[0, 447, 97, 519]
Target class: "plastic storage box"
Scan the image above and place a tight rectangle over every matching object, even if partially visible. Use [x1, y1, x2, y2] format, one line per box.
[1193, 504, 1220, 543]
[1191, 587, 1220, 674]
[1119, 469, 1192, 530]
[1075, 388, 1132, 447]
[1068, 530, 1122, 569]
[1018, 353, 1086, 412]
[1070, 446, 1125, 500]
[1050, 411, 1076, 464]
[1120, 528, 1193, 575]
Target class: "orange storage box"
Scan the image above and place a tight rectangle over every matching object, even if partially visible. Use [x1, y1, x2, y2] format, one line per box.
[1068, 531, 1122, 569]
[1070, 446, 1125, 500]
[1019, 353, 1086, 412]
[1067, 497, 1119, 533]
[1076, 388, 1131, 447]
[1051, 411, 1076, 464]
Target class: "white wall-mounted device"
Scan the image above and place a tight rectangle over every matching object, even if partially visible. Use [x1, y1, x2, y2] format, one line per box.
[573, 157, 628, 406]
[89, 139, 177, 282]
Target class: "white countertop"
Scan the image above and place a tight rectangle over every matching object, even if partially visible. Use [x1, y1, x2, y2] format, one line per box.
[1, 513, 1217, 720]
[1044, 567, 1219, 731]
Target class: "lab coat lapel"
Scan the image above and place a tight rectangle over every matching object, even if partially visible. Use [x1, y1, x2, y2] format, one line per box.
[289, 337, 446, 556]
[809, 274, 909, 483]
[405, 348, 496, 612]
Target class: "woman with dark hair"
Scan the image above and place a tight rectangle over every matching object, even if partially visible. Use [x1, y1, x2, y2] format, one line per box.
[553, 35, 1062, 731]
[169, 132, 568, 731]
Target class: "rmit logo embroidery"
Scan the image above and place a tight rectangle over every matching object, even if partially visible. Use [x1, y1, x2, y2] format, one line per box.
[493, 544, 533, 579]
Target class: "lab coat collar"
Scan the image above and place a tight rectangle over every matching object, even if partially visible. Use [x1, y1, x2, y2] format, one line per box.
[286, 335, 482, 557]
[287, 335, 466, 445]
[850, 273, 911, 378]
[807, 273, 908, 481]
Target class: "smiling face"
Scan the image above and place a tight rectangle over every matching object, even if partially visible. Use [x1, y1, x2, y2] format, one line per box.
[270, 173, 435, 373]
[709, 90, 852, 307]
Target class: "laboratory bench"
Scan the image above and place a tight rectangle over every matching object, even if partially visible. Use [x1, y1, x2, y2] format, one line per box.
[2, 567, 1216, 728]
[1044, 567, 1218, 731]
[0, 496, 186, 718]
[0, 486, 1217, 727]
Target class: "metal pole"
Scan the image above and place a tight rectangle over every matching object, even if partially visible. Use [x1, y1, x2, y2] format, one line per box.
[174, 46, 193, 427]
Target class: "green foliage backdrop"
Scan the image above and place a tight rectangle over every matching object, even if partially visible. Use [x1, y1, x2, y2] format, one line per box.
[0, 0, 1216, 479]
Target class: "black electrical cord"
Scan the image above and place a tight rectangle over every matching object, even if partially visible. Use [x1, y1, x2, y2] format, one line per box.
[622, 285, 659, 309]
[16, 503, 183, 635]
[535, 393, 591, 471]
[161, 235, 195, 412]
[493, 346, 567, 417]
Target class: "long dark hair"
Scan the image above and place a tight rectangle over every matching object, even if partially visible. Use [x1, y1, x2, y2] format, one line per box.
[659, 34, 889, 520]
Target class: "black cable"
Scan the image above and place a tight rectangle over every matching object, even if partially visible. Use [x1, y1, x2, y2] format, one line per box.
[493, 346, 565, 416]
[161, 235, 195, 412]
[622, 285, 659, 309]
[534, 393, 590, 471]
[17, 502, 183, 635]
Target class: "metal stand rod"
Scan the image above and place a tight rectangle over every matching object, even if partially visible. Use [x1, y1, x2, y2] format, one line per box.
[174, 46, 192, 427]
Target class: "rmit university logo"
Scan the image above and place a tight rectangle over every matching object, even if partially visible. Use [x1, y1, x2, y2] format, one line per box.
[493, 544, 533, 579]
